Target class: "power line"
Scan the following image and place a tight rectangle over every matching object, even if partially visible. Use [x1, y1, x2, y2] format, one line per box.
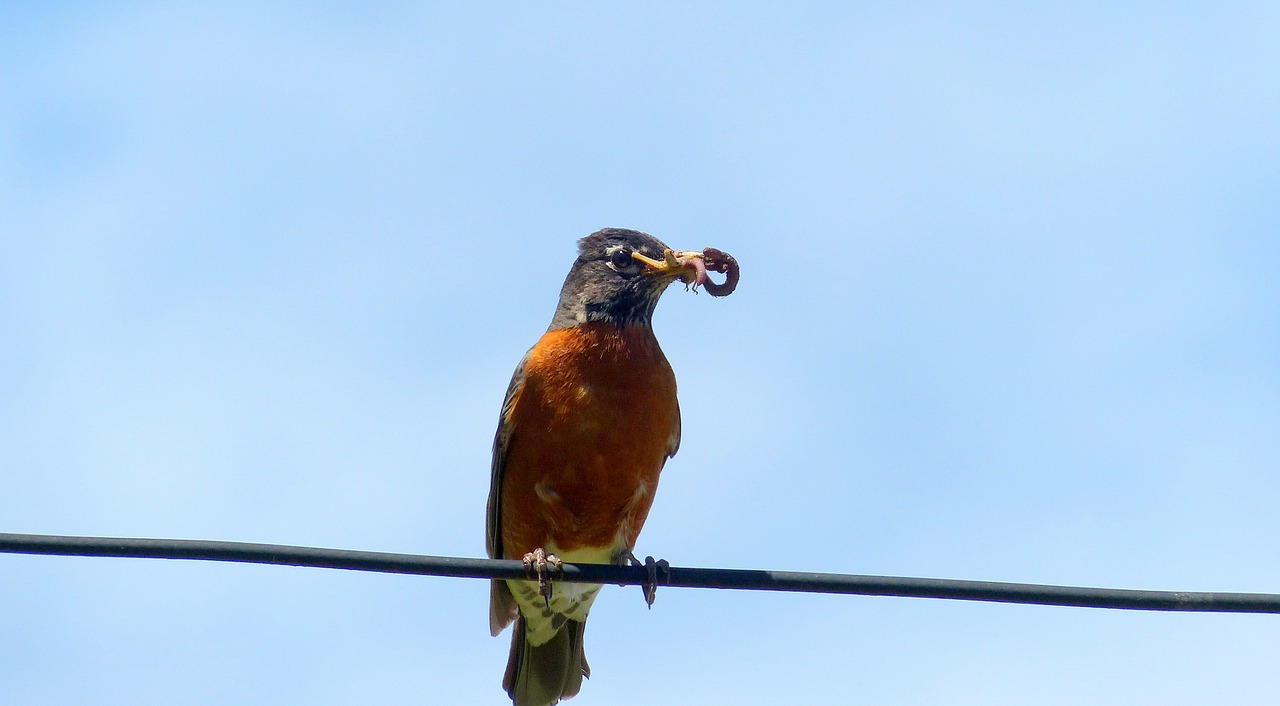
[2, 532, 1277, 614]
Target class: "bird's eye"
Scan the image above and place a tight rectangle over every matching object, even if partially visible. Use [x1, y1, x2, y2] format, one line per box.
[609, 247, 635, 269]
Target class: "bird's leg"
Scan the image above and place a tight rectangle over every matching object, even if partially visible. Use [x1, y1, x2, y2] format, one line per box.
[627, 551, 671, 609]
[522, 547, 562, 608]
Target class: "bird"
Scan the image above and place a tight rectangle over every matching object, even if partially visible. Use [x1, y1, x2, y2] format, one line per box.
[485, 228, 735, 705]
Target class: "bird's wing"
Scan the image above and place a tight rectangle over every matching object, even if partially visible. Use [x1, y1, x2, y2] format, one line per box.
[668, 398, 681, 459]
[486, 352, 528, 635]
[486, 353, 529, 559]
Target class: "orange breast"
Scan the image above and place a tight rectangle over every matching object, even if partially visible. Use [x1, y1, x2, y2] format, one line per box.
[499, 322, 679, 559]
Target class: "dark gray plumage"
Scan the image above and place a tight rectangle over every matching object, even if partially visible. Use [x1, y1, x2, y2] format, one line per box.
[503, 617, 590, 706]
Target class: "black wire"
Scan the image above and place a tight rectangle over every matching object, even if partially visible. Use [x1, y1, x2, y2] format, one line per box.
[2, 532, 1277, 614]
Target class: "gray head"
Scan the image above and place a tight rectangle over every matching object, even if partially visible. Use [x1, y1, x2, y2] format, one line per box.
[548, 228, 703, 330]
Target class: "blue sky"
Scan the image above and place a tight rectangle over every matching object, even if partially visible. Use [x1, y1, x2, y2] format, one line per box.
[3, 3, 1279, 704]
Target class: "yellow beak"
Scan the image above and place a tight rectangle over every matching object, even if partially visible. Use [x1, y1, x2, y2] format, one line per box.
[631, 248, 703, 284]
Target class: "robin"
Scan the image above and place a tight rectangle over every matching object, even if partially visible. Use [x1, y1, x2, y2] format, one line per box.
[485, 228, 737, 705]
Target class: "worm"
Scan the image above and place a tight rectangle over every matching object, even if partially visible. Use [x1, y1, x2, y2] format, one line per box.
[699, 247, 739, 297]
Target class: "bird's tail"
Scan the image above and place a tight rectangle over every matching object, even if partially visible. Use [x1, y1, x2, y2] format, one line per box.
[503, 615, 590, 706]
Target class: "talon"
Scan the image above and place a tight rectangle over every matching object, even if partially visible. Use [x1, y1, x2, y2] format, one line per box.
[522, 548, 562, 607]
[642, 555, 658, 607]
[628, 552, 669, 608]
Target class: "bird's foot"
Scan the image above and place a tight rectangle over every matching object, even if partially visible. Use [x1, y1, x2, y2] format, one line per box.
[627, 552, 670, 609]
[522, 548, 563, 608]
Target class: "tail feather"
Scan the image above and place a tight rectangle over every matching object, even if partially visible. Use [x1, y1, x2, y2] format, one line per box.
[503, 616, 589, 706]
[490, 579, 519, 636]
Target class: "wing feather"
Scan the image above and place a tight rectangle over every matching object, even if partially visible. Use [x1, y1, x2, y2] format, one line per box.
[487, 352, 529, 635]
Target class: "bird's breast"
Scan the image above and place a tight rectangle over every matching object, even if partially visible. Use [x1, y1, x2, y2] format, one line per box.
[500, 322, 679, 556]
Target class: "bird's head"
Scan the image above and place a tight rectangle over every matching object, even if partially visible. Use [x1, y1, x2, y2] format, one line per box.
[549, 228, 715, 329]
